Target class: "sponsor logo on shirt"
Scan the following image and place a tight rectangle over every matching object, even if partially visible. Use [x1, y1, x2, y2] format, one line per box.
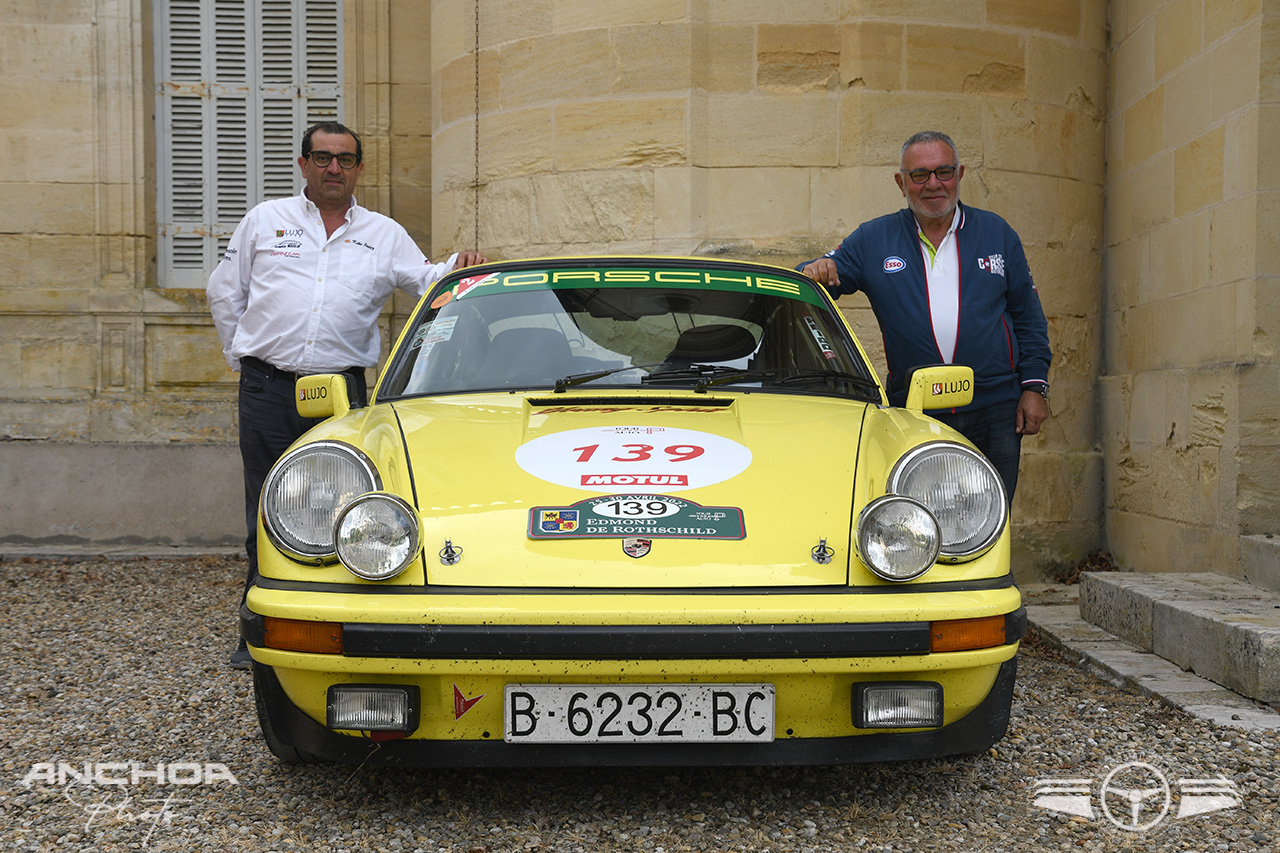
[883, 256, 906, 273]
[272, 240, 302, 249]
[977, 254, 1006, 276]
[345, 239, 376, 251]
[275, 228, 303, 238]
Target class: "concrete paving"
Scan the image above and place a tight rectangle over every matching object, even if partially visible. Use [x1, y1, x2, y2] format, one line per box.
[1024, 581, 1280, 733]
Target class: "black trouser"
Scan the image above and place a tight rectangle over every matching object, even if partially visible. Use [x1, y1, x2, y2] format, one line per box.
[237, 357, 367, 601]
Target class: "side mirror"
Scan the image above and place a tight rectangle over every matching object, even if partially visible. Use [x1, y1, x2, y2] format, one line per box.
[904, 365, 975, 412]
[295, 374, 351, 420]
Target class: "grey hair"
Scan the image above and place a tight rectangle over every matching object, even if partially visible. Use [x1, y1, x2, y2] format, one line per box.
[900, 131, 959, 166]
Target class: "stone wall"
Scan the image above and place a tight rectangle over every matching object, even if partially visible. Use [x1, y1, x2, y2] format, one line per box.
[1101, 0, 1280, 575]
[6, 1, 1270, 585]
[0, 0, 429, 547]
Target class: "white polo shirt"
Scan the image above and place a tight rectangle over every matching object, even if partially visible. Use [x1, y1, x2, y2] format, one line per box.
[207, 192, 457, 374]
[917, 212, 962, 364]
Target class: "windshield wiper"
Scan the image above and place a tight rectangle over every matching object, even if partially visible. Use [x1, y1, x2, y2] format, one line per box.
[642, 364, 746, 380]
[693, 368, 883, 396]
[553, 363, 668, 392]
[692, 368, 785, 392]
[775, 370, 882, 392]
[556, 363, 882, 398]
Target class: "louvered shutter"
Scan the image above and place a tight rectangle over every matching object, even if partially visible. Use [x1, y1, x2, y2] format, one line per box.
[156, 0, 344, 287]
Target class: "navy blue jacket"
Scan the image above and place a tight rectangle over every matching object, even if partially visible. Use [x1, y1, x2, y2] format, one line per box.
[798, 203, 1051, 411]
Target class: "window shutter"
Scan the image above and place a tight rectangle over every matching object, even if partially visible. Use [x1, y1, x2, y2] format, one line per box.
[156, 0, 344, 287]
[303, 0, 342, 127]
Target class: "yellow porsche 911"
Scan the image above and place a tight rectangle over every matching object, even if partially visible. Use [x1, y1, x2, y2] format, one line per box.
[244, 256, 1023, 767]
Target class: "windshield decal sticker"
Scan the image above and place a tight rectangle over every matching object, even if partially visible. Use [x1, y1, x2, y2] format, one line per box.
[515, 426, 752, 493]
[429, 272, 500, 309]
[454, 272, 499, 299]
[409, 316, 458, 350]
[447, 267, 824, 306]
[529, 494, 746, 540]
[803, 315, 838, 361]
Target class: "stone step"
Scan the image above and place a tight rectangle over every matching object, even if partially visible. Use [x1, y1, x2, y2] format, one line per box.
[1079, 572, 1280, 705]
[1242, 534, 1280, 594]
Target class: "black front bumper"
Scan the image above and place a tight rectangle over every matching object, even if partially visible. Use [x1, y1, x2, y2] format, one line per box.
[241, 606, 1027, 659]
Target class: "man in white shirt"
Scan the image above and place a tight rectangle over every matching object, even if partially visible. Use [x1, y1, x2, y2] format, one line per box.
[207, 121, 485, 668]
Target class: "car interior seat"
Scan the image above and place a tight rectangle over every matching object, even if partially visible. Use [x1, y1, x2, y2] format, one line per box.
[663, 324, 758, 367]
[477, 327, 576, 386]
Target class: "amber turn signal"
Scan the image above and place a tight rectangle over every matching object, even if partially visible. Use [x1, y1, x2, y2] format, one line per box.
[929, 615, 1007, 652]
[263, 616, 343, 654]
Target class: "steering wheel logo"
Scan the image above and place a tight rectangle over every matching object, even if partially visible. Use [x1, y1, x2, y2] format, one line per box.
[1099, 761, 1172, 831]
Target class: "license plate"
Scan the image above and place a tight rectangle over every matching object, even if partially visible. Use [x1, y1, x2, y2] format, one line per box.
[504, 683, 774, 743]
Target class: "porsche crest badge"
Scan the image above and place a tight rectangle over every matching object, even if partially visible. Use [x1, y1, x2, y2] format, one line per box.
[622, 538, 652, 558]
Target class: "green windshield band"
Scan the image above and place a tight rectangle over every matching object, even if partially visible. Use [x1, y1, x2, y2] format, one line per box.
[435, 267, 827, 308]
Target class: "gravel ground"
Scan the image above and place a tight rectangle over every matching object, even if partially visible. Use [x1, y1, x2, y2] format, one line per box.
[2, 556, 1278, 852]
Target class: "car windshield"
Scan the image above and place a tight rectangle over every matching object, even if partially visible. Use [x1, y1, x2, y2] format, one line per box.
[377, 260, 880, 401]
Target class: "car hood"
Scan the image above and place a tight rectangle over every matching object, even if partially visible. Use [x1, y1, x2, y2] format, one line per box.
[388, 393, 872, 588]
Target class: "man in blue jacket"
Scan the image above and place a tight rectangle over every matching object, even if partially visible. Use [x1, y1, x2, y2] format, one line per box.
[797, 131, 1050, 502]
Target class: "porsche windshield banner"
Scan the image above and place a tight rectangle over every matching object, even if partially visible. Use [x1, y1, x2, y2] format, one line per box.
[528, 494, 746, 540]
[432, 266, 826, 309]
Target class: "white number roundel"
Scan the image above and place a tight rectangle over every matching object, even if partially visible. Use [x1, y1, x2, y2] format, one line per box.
[514, 426, 752, 492]
[593, 498, 682, 518]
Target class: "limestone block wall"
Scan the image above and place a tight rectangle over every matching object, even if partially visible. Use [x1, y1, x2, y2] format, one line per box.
[1, 1, 150, 443]
[15, 0, 1269, 582]
[0, 1, 431, 547]
[1102, 0, 1280, 575]
[353, 1, 440, 335]
[431, 1, 1110, 575]
[0, 0, 427, 442]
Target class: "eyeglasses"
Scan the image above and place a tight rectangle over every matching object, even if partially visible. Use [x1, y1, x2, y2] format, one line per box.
[902, 165, 957, 184]
[307, 150, 359, 169]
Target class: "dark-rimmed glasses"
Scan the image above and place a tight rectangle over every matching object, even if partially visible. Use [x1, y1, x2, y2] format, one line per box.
[902, 165, 957, 184]
[308, 150, 359, 169]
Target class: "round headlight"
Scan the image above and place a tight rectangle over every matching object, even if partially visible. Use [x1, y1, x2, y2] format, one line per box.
[335, 493, 420, 580]
[262, 442, 380, 560]
[856, 495, 941, 582]
[888, 442, 1007, 560]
